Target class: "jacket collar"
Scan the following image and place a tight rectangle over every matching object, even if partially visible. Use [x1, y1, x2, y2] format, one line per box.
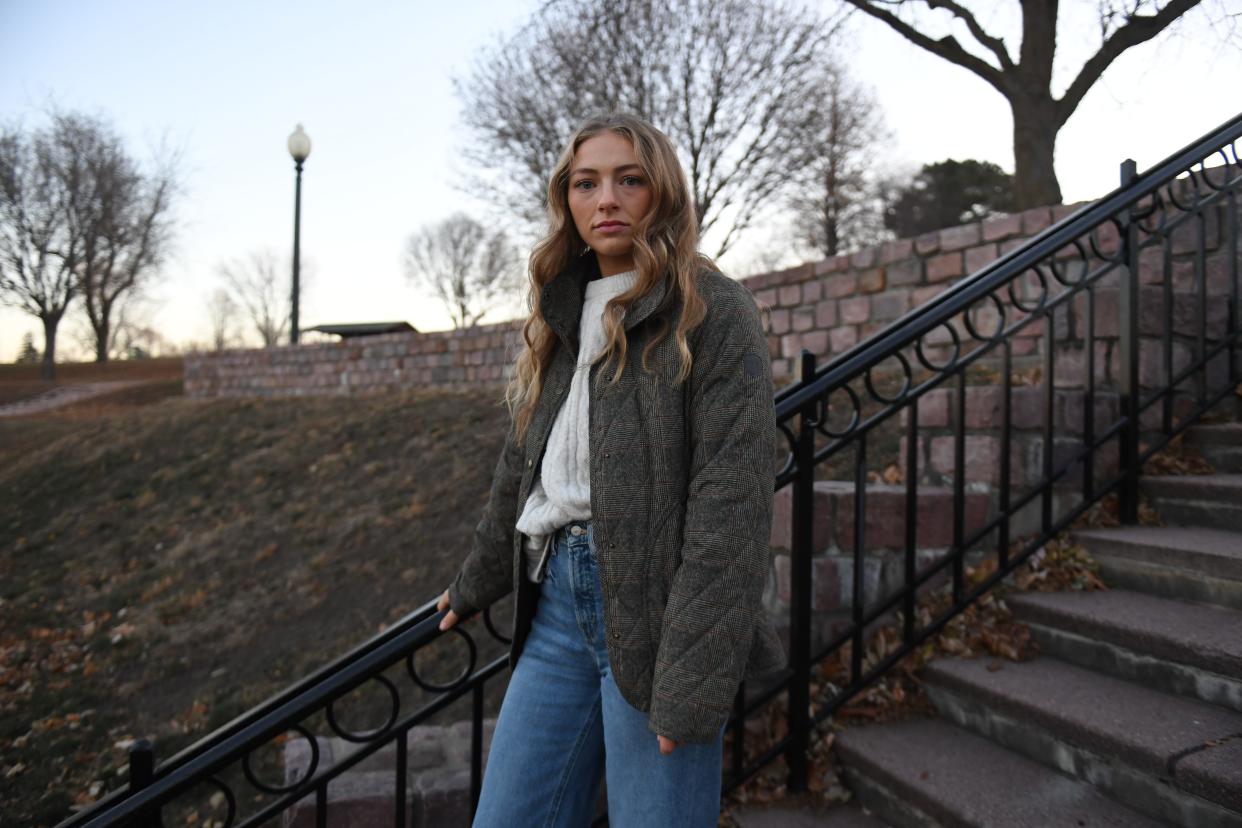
[540, 252, 674, 352]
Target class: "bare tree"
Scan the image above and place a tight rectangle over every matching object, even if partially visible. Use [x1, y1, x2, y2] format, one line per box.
[0, 120, 85, 379]
[790, 64, 889, 257]
[456, 0, 848, 257]
[205, 287, 239, 351]
[65, 288, 160, 361]
[110, 319, 166, 359]
[728, 234, 804, 278]
[62, 113, 180, 364]
[841, 0, 1223, 208]
[218, 250, 294, 347]
[404, 213, 518, 329]
[0, 110, 180, 375]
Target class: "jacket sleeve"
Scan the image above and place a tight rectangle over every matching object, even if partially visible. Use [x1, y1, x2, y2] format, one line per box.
[447, 413, 524, 617]
[648, 284, 777, 743]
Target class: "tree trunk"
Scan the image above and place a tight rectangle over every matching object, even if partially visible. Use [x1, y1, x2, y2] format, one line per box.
[94, 319, 111, 363]
[1011, 97, 1063, 209]
[40, 314, 60, 381]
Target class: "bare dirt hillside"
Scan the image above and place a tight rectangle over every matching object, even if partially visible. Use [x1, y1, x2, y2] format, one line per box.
[0, 386, 511, 825]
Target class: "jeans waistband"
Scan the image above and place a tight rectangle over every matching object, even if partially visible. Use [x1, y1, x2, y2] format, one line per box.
[554, 519, 592, 542]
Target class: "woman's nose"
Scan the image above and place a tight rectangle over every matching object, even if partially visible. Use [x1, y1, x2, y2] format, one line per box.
[597, 181, 619, 208]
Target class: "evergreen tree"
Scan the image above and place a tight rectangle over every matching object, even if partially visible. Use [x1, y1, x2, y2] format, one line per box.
[16, 332, 39, 364]
[884, 159, 1015, 238]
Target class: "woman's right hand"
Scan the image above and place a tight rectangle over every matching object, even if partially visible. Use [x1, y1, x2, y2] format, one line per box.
[436, 590, 460, 631]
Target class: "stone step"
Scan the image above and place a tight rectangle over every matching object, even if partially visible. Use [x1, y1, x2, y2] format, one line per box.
[1205, 445, 1242, 473]
[835, 717, 1162, 828]
[1007, 589, 1242, 711]
[283, 720, 497, 828]
[1188, 423, 1242, 472]
[731, 800, 889, 828]
[1074, 526, 1242, 580]
[1141, 474, 1242, 532]
[1075, 526, 1242, 609]
[1200, 444, 1242, 474]
[922, 656, 1242, 827]
[1190, 423, 1242, 447]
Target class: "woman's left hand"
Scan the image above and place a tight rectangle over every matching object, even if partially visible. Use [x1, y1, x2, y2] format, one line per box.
[657, 735, 679, 755]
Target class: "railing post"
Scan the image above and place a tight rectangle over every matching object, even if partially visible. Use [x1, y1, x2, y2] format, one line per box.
[785, 350, 816, 793]
[1119, 159, 1141, 524]
[128, 738, 159, 828]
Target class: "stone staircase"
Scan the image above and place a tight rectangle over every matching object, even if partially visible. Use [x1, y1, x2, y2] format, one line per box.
[288, 422, 1242, 827]
[833, 419, 1242, 827]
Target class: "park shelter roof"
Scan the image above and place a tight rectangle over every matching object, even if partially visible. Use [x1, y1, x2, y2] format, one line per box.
[306, 322, 417, 339]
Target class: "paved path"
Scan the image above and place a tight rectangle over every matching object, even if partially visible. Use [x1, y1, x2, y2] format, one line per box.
[0, 381, 150, 418]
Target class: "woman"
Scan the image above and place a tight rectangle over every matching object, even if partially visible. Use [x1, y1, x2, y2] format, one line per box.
[437, 112, 784, 827]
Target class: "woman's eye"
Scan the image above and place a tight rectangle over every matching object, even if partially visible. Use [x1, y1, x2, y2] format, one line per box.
[573, 180, 594, 190]
[622, 175, 644, 186]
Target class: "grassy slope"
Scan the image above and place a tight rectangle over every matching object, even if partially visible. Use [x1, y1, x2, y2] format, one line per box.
[0, 387, 510, 825]
[0, 357, 185, 384]
[0, 358, 185, 407]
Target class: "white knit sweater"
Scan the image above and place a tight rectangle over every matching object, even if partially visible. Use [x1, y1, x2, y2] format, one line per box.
[515, 269, 639, 581]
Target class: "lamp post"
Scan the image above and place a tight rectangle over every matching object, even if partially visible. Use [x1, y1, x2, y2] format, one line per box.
[287, 123, 311, 345]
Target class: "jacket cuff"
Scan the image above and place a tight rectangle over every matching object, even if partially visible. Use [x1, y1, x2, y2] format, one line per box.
[447, 571, 480, 619]
[647, 692, 730, 745]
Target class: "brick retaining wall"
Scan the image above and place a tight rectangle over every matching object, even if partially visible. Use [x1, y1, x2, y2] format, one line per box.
[187, 181, 1232, 402]
[184, 203, 1087, 399]
[185, 321, 523, 398]
[747, 202, 1085, 383]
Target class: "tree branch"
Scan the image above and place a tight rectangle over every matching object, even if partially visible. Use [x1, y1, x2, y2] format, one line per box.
[927, 0, 1014, 71]
[842, 0, 1008, 95]
[1057, 0, 1203, 122]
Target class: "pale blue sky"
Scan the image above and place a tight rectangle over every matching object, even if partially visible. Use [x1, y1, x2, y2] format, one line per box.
[1, 0, 1237, 361]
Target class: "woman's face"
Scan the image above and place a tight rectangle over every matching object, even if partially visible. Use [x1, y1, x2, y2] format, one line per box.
[567, 131, 653, 277]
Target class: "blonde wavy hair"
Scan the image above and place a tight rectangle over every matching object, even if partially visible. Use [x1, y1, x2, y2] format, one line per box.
[506, 113, 713, 444]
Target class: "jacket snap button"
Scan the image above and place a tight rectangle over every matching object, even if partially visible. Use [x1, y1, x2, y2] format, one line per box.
[612, 631, 621, 640]
[527, 459, 533, 468]
[608, 542, 616, 549]
[603, 452, 610, 459]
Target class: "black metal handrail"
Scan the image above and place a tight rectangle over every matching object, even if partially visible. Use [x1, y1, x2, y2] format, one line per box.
[61, 598, 515, 828]
[59, 110, 1241, 827]
[748, 110, 1242, 790]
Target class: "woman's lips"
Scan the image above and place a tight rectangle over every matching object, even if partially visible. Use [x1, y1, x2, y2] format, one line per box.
[595, 222, 628, 234]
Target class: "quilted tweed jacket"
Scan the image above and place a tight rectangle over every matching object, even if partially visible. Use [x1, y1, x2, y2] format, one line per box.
[447, 252, 786, 744]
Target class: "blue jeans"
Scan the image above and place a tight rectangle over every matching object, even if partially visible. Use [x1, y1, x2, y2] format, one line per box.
[472, 520, 724, 828]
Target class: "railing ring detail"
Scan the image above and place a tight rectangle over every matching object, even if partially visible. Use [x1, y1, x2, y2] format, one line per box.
[325, 674, 401, 743]
[406, 625, 478, 693]
[240, 723, 320, 794]
[864, 351, 912, 405]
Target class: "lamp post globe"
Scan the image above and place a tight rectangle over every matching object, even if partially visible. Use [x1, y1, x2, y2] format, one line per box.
[288, 124, 311, 344]
[288, 124, 311, 163]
